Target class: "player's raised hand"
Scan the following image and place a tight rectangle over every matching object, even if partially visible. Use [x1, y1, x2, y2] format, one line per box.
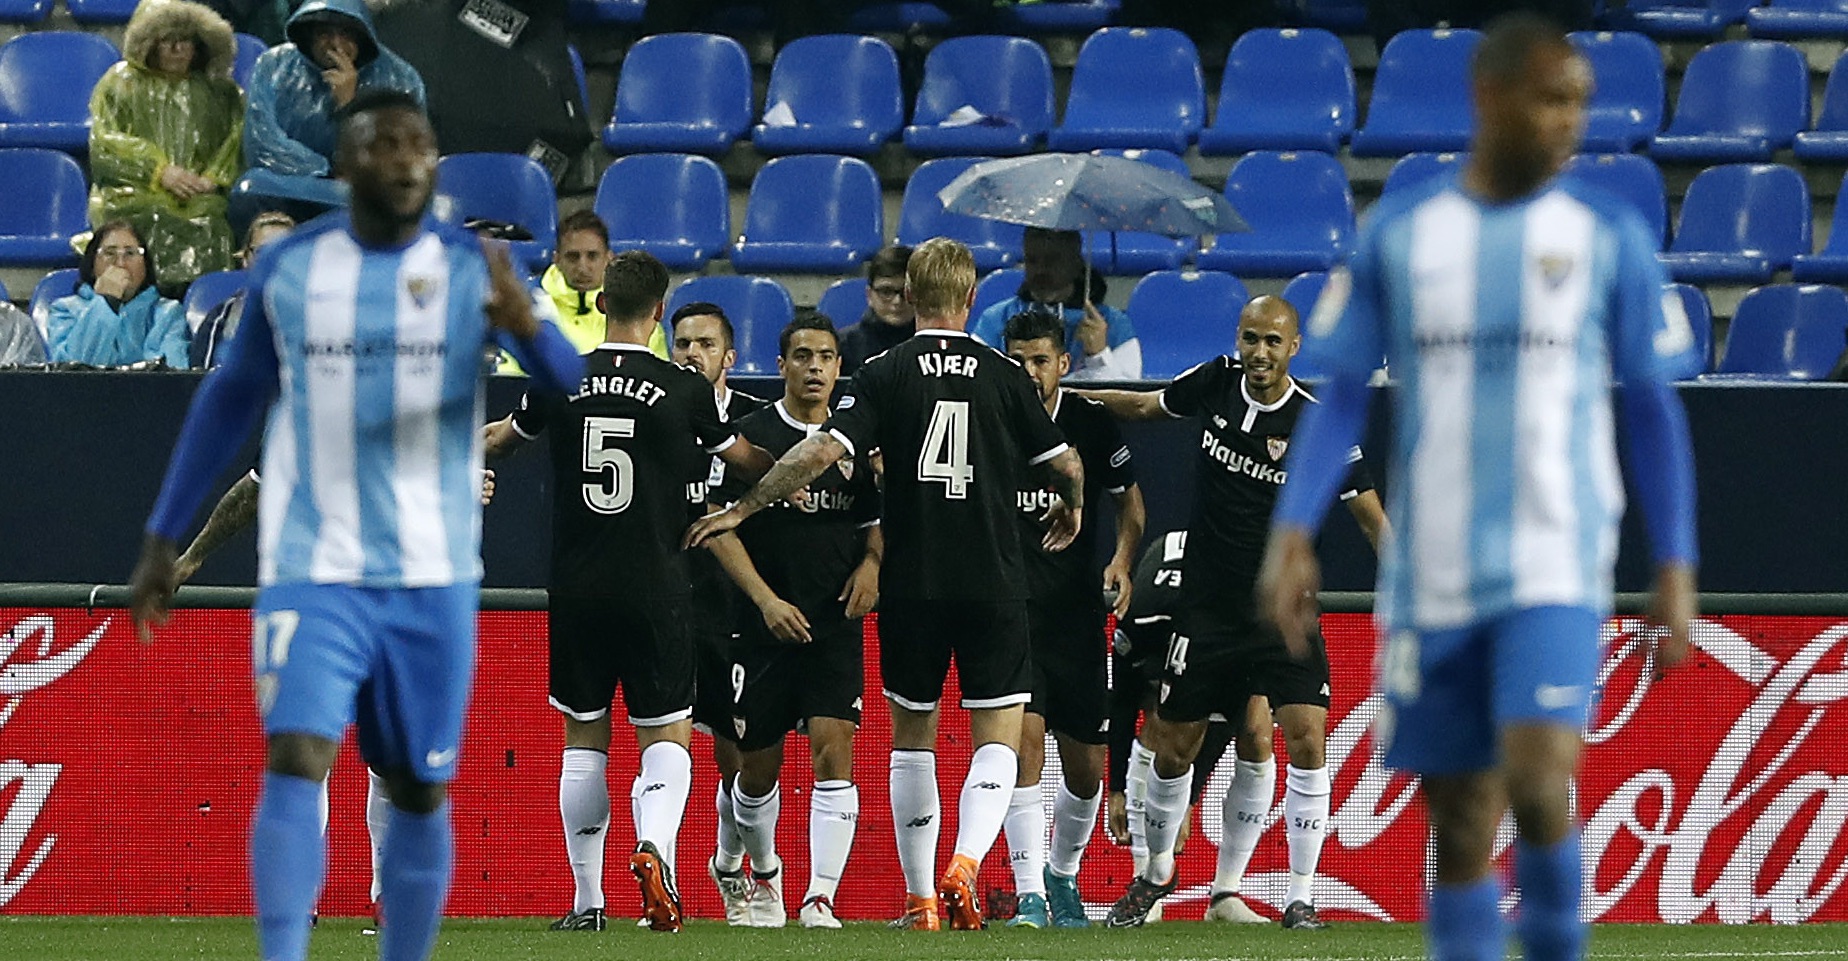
[129, 535, 180, 643]
[1041, 501, 1081, 552]
[1647, 563, 1696, 674]
[758, 596, 812, 644]
[1258, 526, 1321, 659]
[684, 505, 744, 549]
[481, 240, 540, 339]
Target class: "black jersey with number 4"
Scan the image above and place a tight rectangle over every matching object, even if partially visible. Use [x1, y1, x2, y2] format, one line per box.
[731, 401, 881, 631]
[1015, 389, 1135, 608]
[824, 329, 1069, 602]
[1158, 357, 1372, 616]
[512, 343, 737, 598]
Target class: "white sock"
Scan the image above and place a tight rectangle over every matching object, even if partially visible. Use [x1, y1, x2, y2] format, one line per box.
[889, 750, 939, 898]
[560, 748, 611, 913]
[953, 743, 1019, 864]
[1143, 767, 1193, 885]
[365, 768, 389, 904]
[633, 741, 692, 872]
[1048, 780, 1101, 878]
[1004, 784, 1046, 895]
[317, 774, 331, 834]
[1214, 757, 1275, 893]
[807, 779, 858, 900]
[1284, 764, 1331, 907]
[1126, 739, 1155, 869]
[733, 781, 783, 876]
[714, 781, 745, 873]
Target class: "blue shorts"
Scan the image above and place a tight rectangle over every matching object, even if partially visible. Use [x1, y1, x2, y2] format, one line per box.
[1376, 605, 1601, 776]
[252, 582, 478, 783]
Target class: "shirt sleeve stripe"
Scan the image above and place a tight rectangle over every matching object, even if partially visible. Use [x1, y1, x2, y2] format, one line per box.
[509, 418, 538, 441]
[827, 428, 857, 458]
[705, 434, 739, 455]
[1028, 442, 1070, 466]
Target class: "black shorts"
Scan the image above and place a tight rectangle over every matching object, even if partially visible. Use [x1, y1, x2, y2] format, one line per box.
[1154, 605, 1331, 724]
[691, 619, 742, 741]
[728, 618, 865, 751]
[878, 598, 1031, 711]
[1026, 600, 1109, 744]
[549, 593, 694, 727]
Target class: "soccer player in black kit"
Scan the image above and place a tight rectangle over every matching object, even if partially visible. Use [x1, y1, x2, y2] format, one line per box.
[702, 311, 884, 929]
[998, 309, 1146, 929]
[483, 251, 771, 934]
[1081, 295, 1386, 929]
[687, 238, 1087, 932]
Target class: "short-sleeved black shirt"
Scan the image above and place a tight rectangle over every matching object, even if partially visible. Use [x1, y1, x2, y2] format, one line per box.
[729, 401, 881, 633]
[512, 344, 737, 598]
[824, 329, 1069, 602]
[1015, 389, 1136, 608]
[1158, 358, 1372, 617]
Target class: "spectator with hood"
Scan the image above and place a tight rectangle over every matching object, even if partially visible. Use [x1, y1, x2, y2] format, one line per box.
[233, 0, 425, 223]
[90, 0, 245, 292]
[47, 220, 190, 367]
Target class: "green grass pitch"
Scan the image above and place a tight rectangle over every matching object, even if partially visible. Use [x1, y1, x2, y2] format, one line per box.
[4, 917, 1846, 961]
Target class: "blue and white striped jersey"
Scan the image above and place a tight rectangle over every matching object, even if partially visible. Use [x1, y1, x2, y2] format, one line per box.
[1304, 173, 1696, 631]
[244, 216, 496, 587]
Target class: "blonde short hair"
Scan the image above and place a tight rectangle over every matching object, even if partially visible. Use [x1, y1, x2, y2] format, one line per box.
[905, 237, 977, 318]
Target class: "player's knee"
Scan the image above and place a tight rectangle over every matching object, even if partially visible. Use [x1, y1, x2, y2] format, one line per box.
[811, 742, 853, 783]
[382, 774, 446, 815]
[1233, 730, 1273, 763]
[1283, 732, 1324, 768]
[265, 733, 339, 781]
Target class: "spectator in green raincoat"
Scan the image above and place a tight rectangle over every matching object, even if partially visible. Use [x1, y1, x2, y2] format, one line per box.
[89, 0, 244, 292]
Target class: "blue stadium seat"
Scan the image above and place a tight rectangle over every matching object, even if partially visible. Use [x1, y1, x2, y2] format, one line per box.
[567, 44, 588, 118]
[1651, 41, 1809, 163]
[1280, 0, 1370, 32]
[601, 33, 751, 157]
[973, 268, 1024, 322]
[0, 149, 86, 266]
[1349, 29, 1481, 157]
[753, 35, 902, 157]
[1665, 282, 1713, 378]
[183, 269, 247, 334]
[1569, 31, 1665, 152]
[904, 36, 1053, 157]
[1564, 153, 1668, 247]
[0, 0, 51, 24]
[897, 157, 1023, 272]
[66, 0, 137, 23]
[847, 3, 954, 32]
[1046, 27, 1205, 154]
[1749, 0, 1848, 37]
[730, 155, 884, 274]
[1199, 28, 1354, 155]
[0, 32, 120, 152]
[665, 276, 793, 376]
[435, 153, 557, 275]
[592, 153, 730, 271]
[1714, 283, 1848, 379]
[1794, 50, 1848, 161]
[1791, 172, 1848, 282]
[29, 267, 79, 337]
[817, 277, 867, 327]
[1199, 150, 1353, 276]
[233, 33, 267, 89]
[1280, 271, 1328, 320]
[1606, 0, 1757, 38]
[564, 0, 645, 26]
[1126, 270, 1248, 378]
[1081, 149, 1190, 273]
[1381, 151, 1466, 197]
[993, 0, 1119, 33]
[1659, 163, 1811, 284]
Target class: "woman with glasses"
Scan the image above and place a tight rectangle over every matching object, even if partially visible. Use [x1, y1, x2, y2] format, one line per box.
[47, 220, 190, 368]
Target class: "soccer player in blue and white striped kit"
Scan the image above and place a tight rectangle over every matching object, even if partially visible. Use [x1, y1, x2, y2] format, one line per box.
[1260, 15, 1698, 961]
[130, 90, 584, 961]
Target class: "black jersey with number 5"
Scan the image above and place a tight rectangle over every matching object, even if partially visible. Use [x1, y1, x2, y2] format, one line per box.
[824, 329, 1069, 602]
[511, 343, 737, 598]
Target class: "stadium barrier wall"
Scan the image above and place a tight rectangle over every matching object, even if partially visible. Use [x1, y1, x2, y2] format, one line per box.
[1, 589, 1844, 923]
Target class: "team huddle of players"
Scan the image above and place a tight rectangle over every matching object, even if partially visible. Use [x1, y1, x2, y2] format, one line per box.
[485, 236, 1374, 933]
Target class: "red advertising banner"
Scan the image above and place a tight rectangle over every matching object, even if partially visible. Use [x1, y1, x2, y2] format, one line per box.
[1, 607, 1844, 922]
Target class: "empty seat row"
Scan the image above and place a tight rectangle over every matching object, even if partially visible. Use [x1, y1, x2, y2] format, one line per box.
[0, 0, 138, 24]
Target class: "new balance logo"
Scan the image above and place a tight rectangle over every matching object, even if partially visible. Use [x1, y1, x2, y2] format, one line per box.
[975, 781, 1002, 790]
[906, 816, 935, 828]
[641, 782, 667, 795]
[575, 825, 604, 836]
[1149, 818, 1168, 830]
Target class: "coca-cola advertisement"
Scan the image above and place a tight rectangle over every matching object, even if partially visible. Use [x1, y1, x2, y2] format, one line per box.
[1, 606, 1844, 922]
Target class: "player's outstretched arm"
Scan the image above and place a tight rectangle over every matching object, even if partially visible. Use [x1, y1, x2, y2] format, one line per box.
[684, 432, 846, 548]
[483, 241, 585, 394]
[1263, 372, 1374, 655]
[1618, 379, 1700, 670]
[1071, 387, 1168, 422]
[1103, 485, 1146, 617]
[481, 415, 529, 461]
[716, 435, 776, 481]
[706, 531, 812, 643]
[1040, 447, 1085, 552]
[174, 472, 260, 584]
[130, 535, 180, 643]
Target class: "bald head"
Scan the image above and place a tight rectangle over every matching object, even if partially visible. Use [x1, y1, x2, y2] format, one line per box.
[1237, 295, 1301, 397]
[1240, 294, 1299, 334]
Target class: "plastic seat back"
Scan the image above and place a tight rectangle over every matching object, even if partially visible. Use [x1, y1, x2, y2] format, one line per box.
[665, 275, 794, 375]
[593, 153, 731, 271]
[1126, 270, 1249, 378]
[1717, 283, 1848, 378]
